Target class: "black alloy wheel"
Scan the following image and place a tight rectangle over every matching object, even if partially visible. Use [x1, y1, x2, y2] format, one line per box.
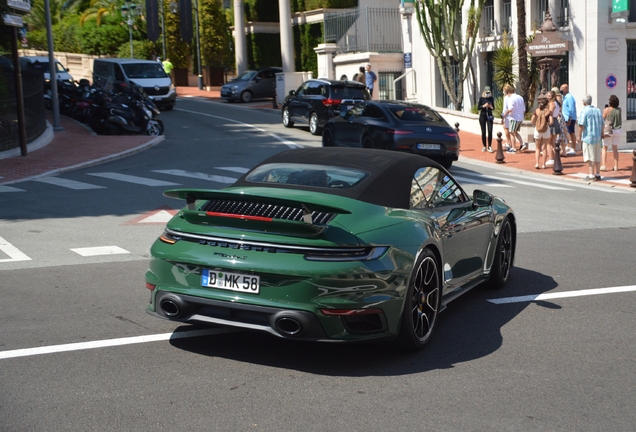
[322, 127, 333, 147]
[396, 249, 441, 350]
[489, 218, 513, 289]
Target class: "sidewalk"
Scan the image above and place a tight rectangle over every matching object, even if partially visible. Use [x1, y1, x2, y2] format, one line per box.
[1, 86, 634, 188]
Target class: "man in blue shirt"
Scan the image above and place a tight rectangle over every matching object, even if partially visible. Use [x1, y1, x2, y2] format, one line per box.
[365, 64, 377, 99]
[559, 83, 577, 155]
[577, 94, 603, 181]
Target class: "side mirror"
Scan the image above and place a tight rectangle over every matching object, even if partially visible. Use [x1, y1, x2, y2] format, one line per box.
[472, 189, 493, 207]
[288, 90, 296, 96]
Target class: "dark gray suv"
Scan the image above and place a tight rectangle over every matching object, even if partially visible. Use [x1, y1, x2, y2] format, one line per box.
[221, 67, 282, 103]
[281, 79, 370, 135]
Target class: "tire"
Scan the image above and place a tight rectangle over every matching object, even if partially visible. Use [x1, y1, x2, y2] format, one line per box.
[147, 119, 163, 136]
[322, 127, 333, 147]
[163, 104, 174, 111]
[361, 135, 373, 148]
[282, 107, 294, 128]
[309, 112, 322, 135]
[396, 249, 441, 351]
[488, 218, 514, 289]
[438, 158, 453, 169]
[240, 91, 253, 103]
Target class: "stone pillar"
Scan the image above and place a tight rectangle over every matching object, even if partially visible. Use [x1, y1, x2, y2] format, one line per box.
[314, 43, 337, 80]
[279, 0, 294, 72]
[234, 0, 247, 75]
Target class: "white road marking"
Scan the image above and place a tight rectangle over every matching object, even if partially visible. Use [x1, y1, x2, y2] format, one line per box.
[70, 246, 130, 257]
[216, 166, 250, 174]
[461, 172, 572, 190]
[452, 175, 513, 188]
[32, 176, 106, 190]
[0, 235, 32, 263]
[152, 169, 237, 184]
[175, 107, 303, 149]
[0, 185, 25, 193]
[488, 285, 636, 304]
[87, 172, 180, 186]
[138, 210, 175, 223]
[0, 328, 232, 360]
[497, 172, 631, 193]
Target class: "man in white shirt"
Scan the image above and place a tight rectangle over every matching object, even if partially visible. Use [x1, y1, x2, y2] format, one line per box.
[501, 84, 527, 153]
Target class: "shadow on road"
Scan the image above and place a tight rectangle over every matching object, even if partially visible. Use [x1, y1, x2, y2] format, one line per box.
[169, 266, 557, 376]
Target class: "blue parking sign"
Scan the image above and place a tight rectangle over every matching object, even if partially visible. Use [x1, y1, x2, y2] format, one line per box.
[404, 53, 412, 69]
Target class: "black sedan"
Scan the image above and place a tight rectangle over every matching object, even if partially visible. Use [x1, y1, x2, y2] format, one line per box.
[322, 101, 460, 168]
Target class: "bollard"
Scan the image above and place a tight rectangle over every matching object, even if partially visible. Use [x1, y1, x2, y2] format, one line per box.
[552, 138, 563, 175]
[495, 132, 505, 163]
[630, 150, 636, 188]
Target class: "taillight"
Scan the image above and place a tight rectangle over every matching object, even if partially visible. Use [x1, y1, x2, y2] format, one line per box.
[444, 132, 457, 138]
[146, 282, 156, 291]
[385, 129, 415, 135]
[323, 98, 341, 107]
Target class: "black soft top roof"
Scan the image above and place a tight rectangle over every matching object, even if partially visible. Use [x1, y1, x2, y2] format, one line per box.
[232, 148, 442, 209]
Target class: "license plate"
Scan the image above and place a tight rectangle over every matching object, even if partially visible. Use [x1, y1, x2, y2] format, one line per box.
[417, 143, 441, 150]
[201, 269, 260, 294]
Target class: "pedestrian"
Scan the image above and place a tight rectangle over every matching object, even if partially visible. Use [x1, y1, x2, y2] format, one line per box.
[162, 57, 174, 75]
[340, 74, 348, 81]
[601, 94, 622, 171]
[577, 94, 604, 181]
[559, 83, 577, 155]
[501, 90, 512, 148]
[365, 63, 377, 98]
[531, 95, 553, 169]
[501, 84, 526, 153]
[545, 88, 562, 166]
[478, 86, 495, 152]
[355, 66, 366, 85]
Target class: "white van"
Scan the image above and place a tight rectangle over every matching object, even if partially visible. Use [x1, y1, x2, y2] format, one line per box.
[19, 56, 74, 84]
[92, 58, 176, 110]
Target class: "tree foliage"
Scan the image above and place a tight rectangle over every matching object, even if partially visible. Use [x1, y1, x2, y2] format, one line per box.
[415, 0, 485, 111]
[199, 0, 232, 69]
[492, 32, 517, 93]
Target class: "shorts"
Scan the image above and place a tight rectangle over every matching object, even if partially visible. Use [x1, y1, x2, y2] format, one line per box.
[502, 116, 510, 129]
[582, 141, 602, 162]
[566, 119, 576, 134]
[549, 119, 561, 135]
[509, 119, 522, 133]
[533, 128, 551, 140]
[603, 128, 622, 147]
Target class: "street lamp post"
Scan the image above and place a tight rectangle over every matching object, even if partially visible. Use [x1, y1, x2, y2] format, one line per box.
[194, 0, 203, 90]
[121, 1, 141, 58]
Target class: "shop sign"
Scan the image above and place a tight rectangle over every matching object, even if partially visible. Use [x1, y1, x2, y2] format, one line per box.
[526, 32, 572, 57]
[8, 0, 31, 12]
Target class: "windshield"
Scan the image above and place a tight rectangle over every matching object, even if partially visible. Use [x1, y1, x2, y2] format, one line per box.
[237, 70, 257, 81]
[31, 62, 67, 73]
[388, 105, 443, 122]
[246, 163, 369, 189]
[121, 63, 167, 79]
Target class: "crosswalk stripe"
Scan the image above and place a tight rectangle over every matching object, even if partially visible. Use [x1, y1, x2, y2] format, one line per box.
[0, 185, 25, 193]
[216, 167, 250, 174]
[452, 175, 513, 188]
[152, 169, 237, 184]
[87, 172, 180, 186]
[459, 172, 572, 190]
[32, 177, 106, 190]
[0, 235, 32, 262]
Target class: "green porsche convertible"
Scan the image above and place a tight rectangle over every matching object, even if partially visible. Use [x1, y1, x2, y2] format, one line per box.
[145, 147, 516, 350]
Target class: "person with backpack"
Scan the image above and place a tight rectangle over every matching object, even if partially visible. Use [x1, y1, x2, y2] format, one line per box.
[531, 95, 553, 169]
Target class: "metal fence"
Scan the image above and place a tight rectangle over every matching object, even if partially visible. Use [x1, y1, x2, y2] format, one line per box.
[482, 1, 495, 36]
[627, 41, 636, 127]
[324, 6, 403, 54]
[378, 71, 403, 101]
[0, 69, 46, 152]
[502, 0, 512, 33]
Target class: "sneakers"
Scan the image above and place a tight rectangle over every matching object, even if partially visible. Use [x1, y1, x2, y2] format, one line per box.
[583, 175, 600, 182]
[566, 146, 576, 155]
[506, 147, 517, 153]
[545, 159, 554, 167]
[482, 147, 486, 152]
[487, 147, 494, 153]
[519, 144, 528, 152]
[600, 165, 606, 171]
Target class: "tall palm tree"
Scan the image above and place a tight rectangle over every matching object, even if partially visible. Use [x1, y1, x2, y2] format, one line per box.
[516, 0, 529, 107]
[80, 0, 117, 26]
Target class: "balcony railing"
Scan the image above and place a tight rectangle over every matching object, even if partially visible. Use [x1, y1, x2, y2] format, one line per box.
[324, 6, 403, 54]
